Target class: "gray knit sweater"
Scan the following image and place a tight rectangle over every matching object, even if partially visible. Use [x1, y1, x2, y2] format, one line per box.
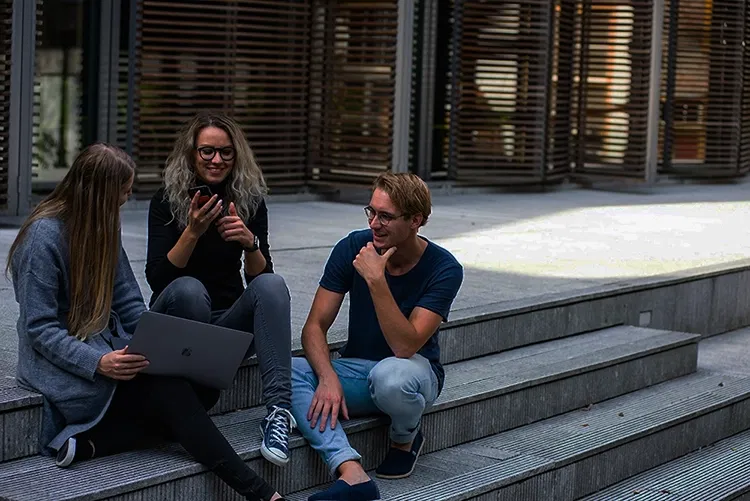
[11, 217, 146, 454]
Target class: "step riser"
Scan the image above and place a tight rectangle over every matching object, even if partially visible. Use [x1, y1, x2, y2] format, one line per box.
[443, 265, 750, 357]
[472, 397, 750, 501]
[88, 344, 697, 500]
[0, 407, 39, 462]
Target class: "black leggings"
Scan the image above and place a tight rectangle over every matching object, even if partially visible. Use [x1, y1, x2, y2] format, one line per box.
[80, 374, 275, 501]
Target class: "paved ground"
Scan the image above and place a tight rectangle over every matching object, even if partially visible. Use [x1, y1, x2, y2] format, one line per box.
[1, 180, 749, 367]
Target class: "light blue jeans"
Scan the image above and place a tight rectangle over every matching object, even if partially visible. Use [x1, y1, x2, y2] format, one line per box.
[291, 354, 439, 476]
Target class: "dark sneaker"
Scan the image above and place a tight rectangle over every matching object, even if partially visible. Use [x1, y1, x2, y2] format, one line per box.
[375, 430, 424, 479]
[260, 406, 297, 466]
[55, 437, 94, 468]
[308, 479, 381, 501]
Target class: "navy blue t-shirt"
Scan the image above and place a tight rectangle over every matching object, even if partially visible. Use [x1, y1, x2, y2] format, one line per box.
[319, 229, 464, 394]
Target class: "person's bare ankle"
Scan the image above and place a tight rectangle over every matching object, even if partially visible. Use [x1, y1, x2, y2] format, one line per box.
[337, 461, 371, 485]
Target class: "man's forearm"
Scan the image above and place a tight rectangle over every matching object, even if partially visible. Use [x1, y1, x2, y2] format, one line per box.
[368, 277, 420, 357]
[301, 326, 338, 381]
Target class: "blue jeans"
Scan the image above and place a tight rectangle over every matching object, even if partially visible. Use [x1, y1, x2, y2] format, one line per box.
[150, 274, 292, 411]
[291, 355, 439, 476]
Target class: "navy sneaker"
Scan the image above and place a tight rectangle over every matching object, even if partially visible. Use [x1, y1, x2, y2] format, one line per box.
[375, 430, 424, 479]
[260, 406, 297, 466]
[308, 479, 381, 501]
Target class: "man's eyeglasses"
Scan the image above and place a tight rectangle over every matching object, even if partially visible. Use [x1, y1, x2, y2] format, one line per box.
[197, 146, 236, 162]
[364, 206, 405, 226]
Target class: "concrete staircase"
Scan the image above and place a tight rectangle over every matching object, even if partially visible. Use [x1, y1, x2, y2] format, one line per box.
[579, 428, 750, 501]
[0, 313, 749, 500]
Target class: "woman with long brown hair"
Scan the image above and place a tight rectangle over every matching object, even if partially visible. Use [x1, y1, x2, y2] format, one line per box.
[146, 111, 294, 466]
[8, 144, 286, 501]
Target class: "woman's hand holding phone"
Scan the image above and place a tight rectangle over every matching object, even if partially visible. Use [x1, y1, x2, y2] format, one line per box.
[186, 191, 223, 238]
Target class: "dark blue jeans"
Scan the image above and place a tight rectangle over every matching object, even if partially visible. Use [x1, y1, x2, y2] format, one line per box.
[150, 274, 292, 411]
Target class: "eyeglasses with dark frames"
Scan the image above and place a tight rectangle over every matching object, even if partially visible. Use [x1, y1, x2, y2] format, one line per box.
[197, 146, 236, 162]
[364, 206, 405, 226]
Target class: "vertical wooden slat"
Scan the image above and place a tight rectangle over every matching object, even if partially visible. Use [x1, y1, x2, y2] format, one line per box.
[117, 0, 141, 163]
[0, 0, 11, 209]
[547, 0, 576, 176]
[306, 0, 398, 186]
[741, 2, 750, 173]
[136, 0, 312, 193]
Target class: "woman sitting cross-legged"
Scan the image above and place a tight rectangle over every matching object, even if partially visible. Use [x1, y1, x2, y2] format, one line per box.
[8, 143, 286, 501]
[145, 111, 295, 466]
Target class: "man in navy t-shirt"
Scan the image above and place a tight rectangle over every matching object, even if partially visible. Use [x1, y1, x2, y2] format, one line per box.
[291, 173, 463, 501]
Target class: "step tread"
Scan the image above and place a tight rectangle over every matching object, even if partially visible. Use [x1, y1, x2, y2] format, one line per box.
[0, 327, 697, 500]
[580, 429, 750, 501]
[287, 371, 750, 501]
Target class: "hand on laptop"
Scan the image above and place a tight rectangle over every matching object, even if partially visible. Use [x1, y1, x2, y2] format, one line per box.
[97, 346, 149, 381]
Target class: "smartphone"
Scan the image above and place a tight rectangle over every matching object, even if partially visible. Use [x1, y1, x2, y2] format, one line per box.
[188, 185, 213, 207]
[188, 185, 229, 217]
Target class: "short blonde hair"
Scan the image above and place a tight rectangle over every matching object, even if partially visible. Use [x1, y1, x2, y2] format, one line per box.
[372, 172, 431, 227]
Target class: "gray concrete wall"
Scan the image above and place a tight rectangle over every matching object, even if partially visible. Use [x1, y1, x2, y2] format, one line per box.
[439, 261, 750, 364]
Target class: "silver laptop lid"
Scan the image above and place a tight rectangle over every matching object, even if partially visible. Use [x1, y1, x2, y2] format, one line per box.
[128, 311, 254, 389]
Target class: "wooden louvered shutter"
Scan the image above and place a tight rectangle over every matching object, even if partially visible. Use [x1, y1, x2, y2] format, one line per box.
[572, 0, 654, 179]
[307, 1, 398, 187]
[0, 0, 10, 210]
[136, 0, 312, 193]
[660, 0, 748, 177]
[448, 0, 555, 185]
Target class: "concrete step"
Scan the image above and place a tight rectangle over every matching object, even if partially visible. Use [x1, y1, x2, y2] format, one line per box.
[0, 321, 695, 463]
[287, 371, 750, 501]
[0, 326, 697, 500]
[580, 429, 750, 500]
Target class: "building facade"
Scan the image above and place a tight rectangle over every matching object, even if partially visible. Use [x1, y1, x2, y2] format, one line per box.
[1, 0, 749, 215]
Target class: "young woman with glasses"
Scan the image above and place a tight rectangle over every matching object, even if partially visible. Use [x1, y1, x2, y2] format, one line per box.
[146, 112, 295, 468]
[8, 144, 287, 501]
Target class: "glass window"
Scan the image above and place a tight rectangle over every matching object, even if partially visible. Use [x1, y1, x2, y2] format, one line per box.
[32, 0, 91, 193]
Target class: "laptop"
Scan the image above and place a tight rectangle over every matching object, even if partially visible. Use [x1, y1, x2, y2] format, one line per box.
[124, 311, 254, 389]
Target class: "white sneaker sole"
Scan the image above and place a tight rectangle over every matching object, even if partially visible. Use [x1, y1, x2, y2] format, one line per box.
[55, 438, 76, 468]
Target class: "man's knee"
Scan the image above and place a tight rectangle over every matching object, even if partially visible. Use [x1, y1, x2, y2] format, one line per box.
[368, 357, 421, 401]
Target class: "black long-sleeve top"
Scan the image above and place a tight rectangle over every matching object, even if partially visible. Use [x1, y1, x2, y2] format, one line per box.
[145, 186, 273, 310]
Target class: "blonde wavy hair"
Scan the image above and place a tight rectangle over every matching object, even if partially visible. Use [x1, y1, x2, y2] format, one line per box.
[162, 111, 267, 228]
[7, 144, 135, 341]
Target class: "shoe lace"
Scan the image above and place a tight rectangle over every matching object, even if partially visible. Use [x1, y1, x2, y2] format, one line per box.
[265, 406, 297, 445]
